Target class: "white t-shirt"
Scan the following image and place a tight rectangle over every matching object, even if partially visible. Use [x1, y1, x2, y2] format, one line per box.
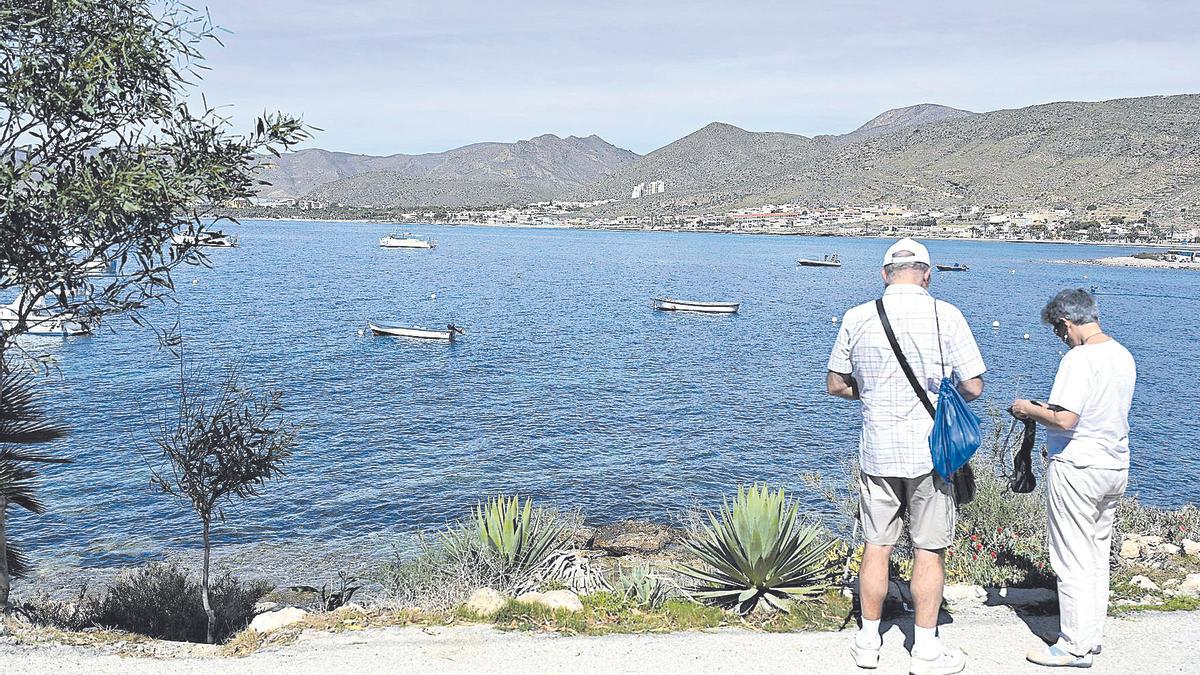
[1046, 339, 1137, 469]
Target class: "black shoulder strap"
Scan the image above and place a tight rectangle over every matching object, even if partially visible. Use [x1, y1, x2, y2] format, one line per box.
[875, 299, 935, 418]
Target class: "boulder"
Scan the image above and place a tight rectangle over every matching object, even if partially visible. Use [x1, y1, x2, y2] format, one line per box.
[1129, 575, 1159, 592]
[252, 601, 280, 615]
[515, 590, 584, 613]
[1159, 543, 1182, 557]
[249, 607, 308, 634]
[1119, 537, 1143, 559]
[464, 587, 506, 617]
[942, 584, 987, 608]
[1141, 535, 1164, 546]
[1182, 539, 1200, 558]
[1180, 573, 1200, 596]
[591, 520, 674, 556]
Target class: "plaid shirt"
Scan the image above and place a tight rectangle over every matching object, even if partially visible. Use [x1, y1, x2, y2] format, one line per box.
[828, 284, 987, 478]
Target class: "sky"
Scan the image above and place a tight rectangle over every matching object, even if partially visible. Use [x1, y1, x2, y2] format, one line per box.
[189, 0, 1200, 156]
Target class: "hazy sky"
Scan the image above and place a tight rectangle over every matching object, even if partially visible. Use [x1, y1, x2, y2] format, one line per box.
[191, 0, 1199, 155]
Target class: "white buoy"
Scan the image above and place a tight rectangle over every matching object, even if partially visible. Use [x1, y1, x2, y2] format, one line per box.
[831, 316, 839, 324]
[1009, 269, 1016, 274]
[191, 279, 198, 285]
[357, 329, 364, 337]
[1023, 333, 1030, 340]
[992, 320, 1001, 329]
[1083, 274, 1088, 279]
[430, 292, 437, 300]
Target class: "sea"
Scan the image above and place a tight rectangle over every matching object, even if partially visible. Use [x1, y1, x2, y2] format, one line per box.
[10, 220, 1200, 579]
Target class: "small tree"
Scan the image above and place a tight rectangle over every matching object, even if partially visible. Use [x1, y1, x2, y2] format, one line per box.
[153, 367, 297, 643]
[0, 364, 70, 611]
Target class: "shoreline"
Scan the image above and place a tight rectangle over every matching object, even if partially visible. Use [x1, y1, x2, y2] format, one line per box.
[219, 214, 1188, 248]
[1052, 255, 1200, 270]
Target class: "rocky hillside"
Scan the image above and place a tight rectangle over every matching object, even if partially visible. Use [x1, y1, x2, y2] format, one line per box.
[582, 95, 1200, 216]
[256, 134, 639, 204]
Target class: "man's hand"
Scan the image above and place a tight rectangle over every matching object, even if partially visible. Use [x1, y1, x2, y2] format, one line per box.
[1011, 398, 1080, 431]
[827, 371, 859, 400]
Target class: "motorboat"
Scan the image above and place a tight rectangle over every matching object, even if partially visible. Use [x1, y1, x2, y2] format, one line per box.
[0, 295, 91, 336]
[797, 254, 841, 267]
[651, 298, 740, 314]
[172, 231, 239, 247]
[368, 321, 463, 341]
[936, 263, 970, 272]
[379, 233, 436, 249]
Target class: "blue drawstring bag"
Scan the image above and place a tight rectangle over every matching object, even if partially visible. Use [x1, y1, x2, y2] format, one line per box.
[930, 376, 982, 482]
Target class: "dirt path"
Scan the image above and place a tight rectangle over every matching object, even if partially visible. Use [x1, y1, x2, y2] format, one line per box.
[2, 606, 1196, 674]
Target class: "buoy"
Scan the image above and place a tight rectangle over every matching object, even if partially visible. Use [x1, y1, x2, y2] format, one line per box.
[191, 279, 198, 285]
[357, 329, 364, 337]
[992, 320, 1001, 329]
[831, 316, 839, 324]
[1009, 269, 1016, 274]
[430, 293, 437, 300]
[1023, 333, 1030, 340]
[1083, 274, 1089, 279]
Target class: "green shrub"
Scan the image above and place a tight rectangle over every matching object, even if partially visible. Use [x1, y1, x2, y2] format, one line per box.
[677, 484, 838, 614]
[92, 562, 270, 643]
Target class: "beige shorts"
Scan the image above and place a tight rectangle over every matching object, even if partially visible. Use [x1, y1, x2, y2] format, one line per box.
[859, 470, 956, 550]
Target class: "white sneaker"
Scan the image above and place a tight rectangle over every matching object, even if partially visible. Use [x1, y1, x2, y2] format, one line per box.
[850, 638, 881, 669]
[909, 646, 966, 675]
[1026, 643, 1093, 668]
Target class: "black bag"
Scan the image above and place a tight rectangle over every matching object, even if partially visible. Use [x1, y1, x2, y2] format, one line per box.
[1009, 417, 1037, 493]
[875, 300, 976, 506]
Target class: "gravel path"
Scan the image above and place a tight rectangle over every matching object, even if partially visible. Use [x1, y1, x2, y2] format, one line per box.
[3, 606, 1196, 674]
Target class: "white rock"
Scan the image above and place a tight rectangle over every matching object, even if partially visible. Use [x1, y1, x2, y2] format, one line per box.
[1181, 573, 1200, 596]
[1160, 543, 1182, 557]
[1130, 575, 1159, 592]
[252, 601, 279, 615]
[1142, 535, 1164, 546]
[464, 587, 506, 616]
[249, 607, 308, 634]
[333, 602, 365, 615]
[515, 590, 584, 613]
[1182, 539, 1200, 558]
[942, 584, 987, 608]
[1119, 538, 1143, 559]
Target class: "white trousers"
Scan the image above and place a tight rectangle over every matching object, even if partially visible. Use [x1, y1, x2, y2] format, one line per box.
[1046, 460, 1128, 656]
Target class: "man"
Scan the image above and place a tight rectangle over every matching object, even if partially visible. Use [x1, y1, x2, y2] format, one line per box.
[827, 238, 986, 675]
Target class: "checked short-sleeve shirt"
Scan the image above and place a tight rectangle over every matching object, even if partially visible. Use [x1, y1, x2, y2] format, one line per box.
[828, 284, 986, 479]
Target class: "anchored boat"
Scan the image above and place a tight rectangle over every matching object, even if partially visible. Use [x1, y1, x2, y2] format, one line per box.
[651, 298, 740, 314]
[379, 233, 436, 249]
[368, 321, 464, 341]
[797, 254, 841, 267]
[0, 295, 91, 336]
[936, 263, 970, 272]
[171, 231, 239, 248]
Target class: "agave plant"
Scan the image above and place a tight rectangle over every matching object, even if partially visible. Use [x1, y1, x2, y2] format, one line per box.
[618, 564, 670, 609]
[446, 495, 565, 582]
[0, 367, 71, 610]
[676, 484, 837, 614]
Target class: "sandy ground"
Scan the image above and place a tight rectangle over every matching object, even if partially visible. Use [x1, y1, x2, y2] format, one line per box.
[2, 606, 1197, 674]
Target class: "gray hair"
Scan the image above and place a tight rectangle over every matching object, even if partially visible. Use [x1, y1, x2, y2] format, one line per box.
[884, 261, 930, 279]
[1041, 288, 1100, 325]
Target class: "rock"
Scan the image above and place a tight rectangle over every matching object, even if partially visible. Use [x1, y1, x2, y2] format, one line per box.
[1142, 535, 1164, 546]
[1130, 575, 1159, 592]
[591, 520, 674, 556]
[1180, 573, 1200, 596]
[1182, 539, 1200, 558]
[333, 602, 365, 615]
[564, 525, 598, 549]
[515, 590, 584, 613]
[1165, 578, 1181, 588]
[464, 587, 506, 616]
[253, 601, 280, 615]
[1120, 537, 1143, 559]
[1160, 543, 1182, 556]
[249, 607, 308, 633]
[942, 584, 987, 608]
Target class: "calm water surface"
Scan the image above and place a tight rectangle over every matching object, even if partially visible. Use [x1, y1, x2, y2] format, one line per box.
[13, 221, 1200, 571]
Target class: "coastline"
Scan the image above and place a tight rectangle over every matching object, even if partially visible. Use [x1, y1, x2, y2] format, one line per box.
[1052, 255, 1200, 270]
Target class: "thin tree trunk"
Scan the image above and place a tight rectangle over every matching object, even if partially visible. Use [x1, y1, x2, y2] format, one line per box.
[202, 518, 215, 644]
[0, 495, 9, 613]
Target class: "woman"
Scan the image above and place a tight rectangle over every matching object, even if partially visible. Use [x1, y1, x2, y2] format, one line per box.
[1011, 288, 1136, 668]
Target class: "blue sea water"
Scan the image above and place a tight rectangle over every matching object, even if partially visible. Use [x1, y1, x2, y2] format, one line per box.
[12, 221, 1200, 571]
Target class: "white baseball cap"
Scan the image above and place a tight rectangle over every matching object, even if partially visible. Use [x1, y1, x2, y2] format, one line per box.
[882, 238, 931, 267]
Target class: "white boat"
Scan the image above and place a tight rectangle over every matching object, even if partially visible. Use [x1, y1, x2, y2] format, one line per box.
[0, 295, 91, 336]
[379, 233, 436, 249]
[368, 321, 463, 341]
[651, 298, 740, 314]
[797, 254, 841, 267]
[172, 231, 239, 247]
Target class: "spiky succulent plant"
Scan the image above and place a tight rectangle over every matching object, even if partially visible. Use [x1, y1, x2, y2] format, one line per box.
[676, 484, 837, 614]
[447, 495, 565, 581]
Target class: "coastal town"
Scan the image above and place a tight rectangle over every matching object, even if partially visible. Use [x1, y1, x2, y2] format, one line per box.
[226, 196, 1199, 245]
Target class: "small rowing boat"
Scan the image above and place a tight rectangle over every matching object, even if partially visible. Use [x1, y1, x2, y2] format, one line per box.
[651, 298, 740, 314]
[936, 263, 969, 272]
[368, 321, 464, 341]
[380, 233, 436, 249]
[797, 254, 841, 267]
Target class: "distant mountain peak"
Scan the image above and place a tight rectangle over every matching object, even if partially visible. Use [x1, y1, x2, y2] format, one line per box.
[846, 104, 976, 140]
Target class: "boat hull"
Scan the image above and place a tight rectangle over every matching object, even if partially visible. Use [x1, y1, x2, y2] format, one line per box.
[652, 298, 740, 314]
[936, 265, 969, 272]
[797, 259, 841, 267]
[368, 322, 454, 340]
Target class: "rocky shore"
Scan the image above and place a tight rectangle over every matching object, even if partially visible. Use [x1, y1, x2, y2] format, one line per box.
[1055, 255, 1200, 270]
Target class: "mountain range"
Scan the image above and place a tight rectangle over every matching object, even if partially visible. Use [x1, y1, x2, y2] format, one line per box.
[256, 95, 1200, 218]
